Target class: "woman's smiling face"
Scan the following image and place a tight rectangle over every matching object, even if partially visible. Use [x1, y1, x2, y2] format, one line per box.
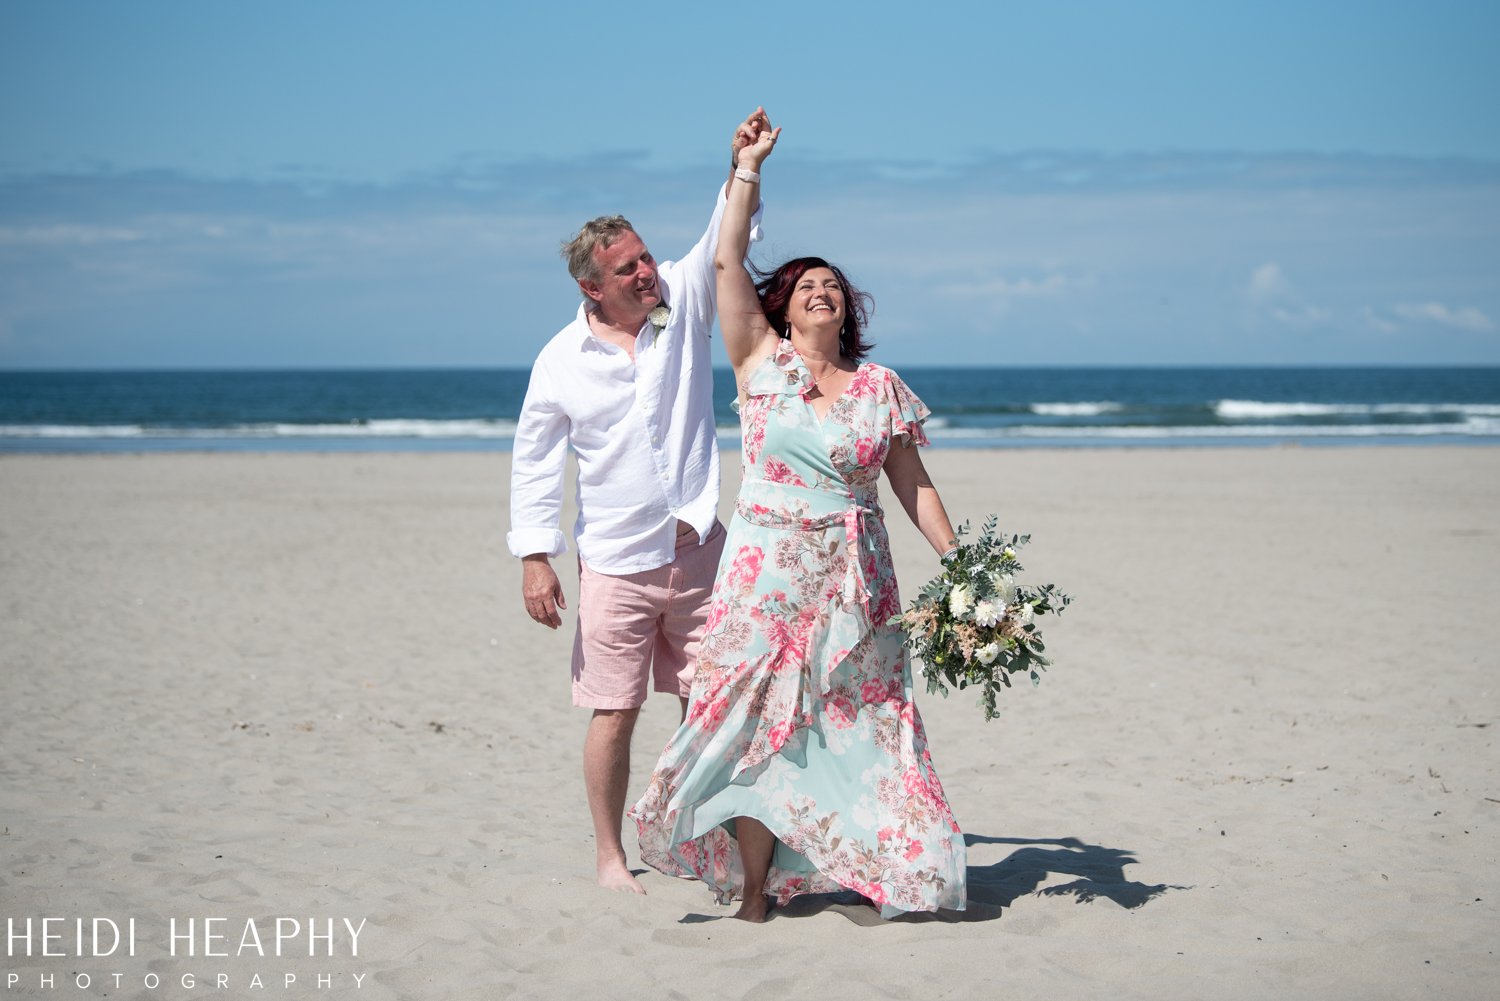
[788, 267, 844, 334]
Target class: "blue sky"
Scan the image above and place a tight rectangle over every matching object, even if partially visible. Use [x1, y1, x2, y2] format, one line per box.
[2, 0, 1497, 367]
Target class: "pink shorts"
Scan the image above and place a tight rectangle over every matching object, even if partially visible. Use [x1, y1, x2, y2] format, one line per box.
[571, 522, 727, 710]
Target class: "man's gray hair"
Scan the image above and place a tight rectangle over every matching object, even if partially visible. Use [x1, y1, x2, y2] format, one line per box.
[561, 215, 637, 289]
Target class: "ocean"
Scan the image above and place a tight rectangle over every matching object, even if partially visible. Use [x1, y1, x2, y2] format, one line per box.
[2, 367, 1498, 452]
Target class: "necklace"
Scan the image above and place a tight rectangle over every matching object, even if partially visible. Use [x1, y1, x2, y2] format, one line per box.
[804, 359, 847, 386]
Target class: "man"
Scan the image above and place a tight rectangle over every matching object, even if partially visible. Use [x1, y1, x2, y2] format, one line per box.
[508, 109, 770, 893]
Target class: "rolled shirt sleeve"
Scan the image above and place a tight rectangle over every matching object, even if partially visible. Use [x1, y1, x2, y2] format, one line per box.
[667, 182, 763, 332]
[506, 363, 571, 559]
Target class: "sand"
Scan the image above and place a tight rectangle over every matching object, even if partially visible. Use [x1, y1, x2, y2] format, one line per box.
[2, 447, 1497, 1000]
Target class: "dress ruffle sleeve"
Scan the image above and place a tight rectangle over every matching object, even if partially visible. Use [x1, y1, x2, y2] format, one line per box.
[732, 339, 813, 414]
[884, 369, 932, 447]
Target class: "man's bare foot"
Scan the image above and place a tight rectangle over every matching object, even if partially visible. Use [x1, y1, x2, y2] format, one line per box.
[732, 894, 771, 922]
[597, 857, 646, 894]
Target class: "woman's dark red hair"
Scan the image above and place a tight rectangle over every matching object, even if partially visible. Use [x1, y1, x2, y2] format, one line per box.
[752, 256, 875, 362]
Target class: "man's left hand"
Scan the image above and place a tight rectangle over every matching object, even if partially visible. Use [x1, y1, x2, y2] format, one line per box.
[732, 106, 773, 165]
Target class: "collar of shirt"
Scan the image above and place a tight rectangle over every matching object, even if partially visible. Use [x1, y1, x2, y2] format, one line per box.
[575, 277, 677, 354]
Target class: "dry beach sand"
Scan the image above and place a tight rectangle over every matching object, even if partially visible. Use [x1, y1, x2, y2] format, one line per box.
[2, 447, 1497, 999]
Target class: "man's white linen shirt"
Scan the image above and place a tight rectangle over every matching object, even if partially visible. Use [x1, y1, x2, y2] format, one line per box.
[507, 184, 763, 575]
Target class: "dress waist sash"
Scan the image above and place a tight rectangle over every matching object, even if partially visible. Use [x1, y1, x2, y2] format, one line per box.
[734, 486, 883, 621]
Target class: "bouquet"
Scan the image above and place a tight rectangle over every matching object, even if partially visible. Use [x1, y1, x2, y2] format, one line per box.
[894, 516, 1072, 720]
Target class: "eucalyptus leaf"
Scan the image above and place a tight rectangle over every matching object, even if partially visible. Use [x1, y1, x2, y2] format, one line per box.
[894, 518, 1073, 721]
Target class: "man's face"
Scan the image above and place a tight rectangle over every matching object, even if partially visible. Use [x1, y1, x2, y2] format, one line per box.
[581, 230, 661, 319]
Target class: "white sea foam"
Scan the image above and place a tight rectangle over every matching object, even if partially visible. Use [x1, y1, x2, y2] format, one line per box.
[1215, 400, 1500, 420]
[0, 419, 520, 439]
[10, 413, 1500, 448]
[926, 418, 1500, 440]
[263, 419, 518, 438]
[1030, 402, 1123, 417]
[0, 424, 150, 438]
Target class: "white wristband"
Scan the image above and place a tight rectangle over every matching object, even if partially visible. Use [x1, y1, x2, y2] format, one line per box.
[734, 166, 760, 184]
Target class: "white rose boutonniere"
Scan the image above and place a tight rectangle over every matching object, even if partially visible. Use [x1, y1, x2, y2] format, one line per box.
[647, 306, 670, 332]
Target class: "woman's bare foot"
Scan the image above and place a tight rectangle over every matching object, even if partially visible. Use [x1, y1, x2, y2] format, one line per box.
[596, 853, 646, 894]
[732, 894, 772, 922]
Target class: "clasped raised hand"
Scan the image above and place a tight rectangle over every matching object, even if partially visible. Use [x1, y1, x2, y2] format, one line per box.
[732, 106, 778, 167]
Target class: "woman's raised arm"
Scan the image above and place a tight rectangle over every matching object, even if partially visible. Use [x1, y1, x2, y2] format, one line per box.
[716, 117, 781, 375]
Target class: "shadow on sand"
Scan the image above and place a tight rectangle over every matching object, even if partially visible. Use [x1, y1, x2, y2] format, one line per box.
[959, 834, 1187, 915]
[677, 834, 1187, 925]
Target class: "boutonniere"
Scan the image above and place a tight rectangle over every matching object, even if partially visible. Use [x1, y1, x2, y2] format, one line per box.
[647, 306, 670, 332]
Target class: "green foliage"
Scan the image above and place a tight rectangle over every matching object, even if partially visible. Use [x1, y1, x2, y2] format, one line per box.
[892, 518, 1073, 721]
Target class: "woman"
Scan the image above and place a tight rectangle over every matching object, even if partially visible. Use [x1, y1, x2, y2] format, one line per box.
[629, 119, 967, 921]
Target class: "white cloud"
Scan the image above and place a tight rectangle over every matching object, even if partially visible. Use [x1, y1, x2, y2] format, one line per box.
[938, 272, 1076, 301]
[1361, 306, 1399, 334]
[2, 151, 1498, 366]
[1246, 263, 1332, 328]
[0, 224, 144, 246]
[1270, 305, 1333, 327]
[930, 272, 1097, 323]
[1247, 262, 1291, 303]
[1392, 301, 1494, 332]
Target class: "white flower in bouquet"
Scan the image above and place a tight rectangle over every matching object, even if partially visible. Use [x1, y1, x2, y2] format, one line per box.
[973, 597, 1003, 628]
[647, 306, 671, 331]
[991, 572, 1017, 605]
[948, 584, 974, 619]
[893, 516, 1073, 721]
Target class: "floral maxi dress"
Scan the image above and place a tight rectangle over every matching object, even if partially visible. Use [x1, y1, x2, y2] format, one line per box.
[630, 341, 967, 917]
